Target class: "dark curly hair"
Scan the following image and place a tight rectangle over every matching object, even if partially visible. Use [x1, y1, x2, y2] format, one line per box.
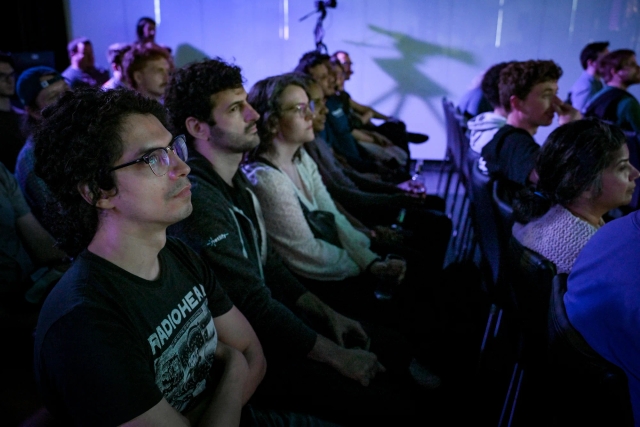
[513, 118, 626, 224]
[164, 58, 244, 148]
[499, 60, 563, 112]
[122, 42, 172, 89]
[246, 72, 310, 160]
[33, 87, 168, 256]
[481, 61, 515, 108]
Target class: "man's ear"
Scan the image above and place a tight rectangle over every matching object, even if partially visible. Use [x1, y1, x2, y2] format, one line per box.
[133, 70, 143, 88]
[185, 116, 210, 141]
[509, 94, 522, 113]
[77, 183, 116, 209]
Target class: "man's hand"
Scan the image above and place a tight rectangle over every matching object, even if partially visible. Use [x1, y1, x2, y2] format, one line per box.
[332, 347, 386, 386]
[397, 179, 426, 197]
[554, 96, 582, 125]
[326, 311, 368, 347]
[369, 258, 407, 285]
[370, 131, 393, 147]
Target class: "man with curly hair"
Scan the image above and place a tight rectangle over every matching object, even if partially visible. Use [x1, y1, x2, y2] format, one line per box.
[480, 60, 581, 189]
[31, 87, 267, 426]
[165, 58, 434, 426]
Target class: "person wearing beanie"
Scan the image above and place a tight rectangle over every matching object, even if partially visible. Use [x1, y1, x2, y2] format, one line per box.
[14, 66, 70, 231]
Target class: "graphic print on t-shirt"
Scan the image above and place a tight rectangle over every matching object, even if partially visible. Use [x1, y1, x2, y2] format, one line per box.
[150, 285, 218, 412]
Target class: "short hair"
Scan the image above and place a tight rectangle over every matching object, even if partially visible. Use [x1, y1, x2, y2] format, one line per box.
[164, 58, 244, 147]
[106, 43, 131, 67]
[0, 51, 15, 68]
[122, 43, 171, 89]
[33, 87, 168, 256]
[331, 50, 349, 62]
[580, 41, 610, 70]
[481, 61, 515, 108]
[67, 37, 91, 57]
[499, 60, 563, 112]
[294, 50, 331, 74]
[247, 72, 310, 159]
[513, 118, 626, 223]
[136, 17, 156, 40]
[597, 49, 636, 83]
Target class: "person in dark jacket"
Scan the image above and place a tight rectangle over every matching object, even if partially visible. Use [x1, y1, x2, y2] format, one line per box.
[165, 58, 439, 426]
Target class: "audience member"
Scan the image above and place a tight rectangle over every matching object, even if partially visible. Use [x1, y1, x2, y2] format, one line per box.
[102, 42, 131, 90]
[15, 66, 70, 229]
[122, 42, 172, 102]
[568, 41, 609, 112]
[135, 16, 172, 54]
[512, 119, 639, 274]
[0, 52, 26, 172]
[457, 71, 492, 119]
[32, 87, 266, 425]
[303, 76, 452, 270]
[330, 50, 428, 149]
[481, 60, 581, 193]
[164, 58, 433, 425]
[61, 37, 109, 89]
[0, 161, 68, 306]
[584, 49, 640, 133]
[467, 61, 513, 155]
[296, 51, 407, 181]
[564, 207, 640, 424]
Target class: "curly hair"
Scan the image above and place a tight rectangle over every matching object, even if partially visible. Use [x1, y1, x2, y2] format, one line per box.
[597, 49, 636, 83]
[33, 87, 168, 256]
[246, 73, 310, 160]
[122, 42, 172, 89]
[513, 118, 626, 224]
[499, 60, 563, 112]
[164, 58, 244, 147]
[481, 61, 515, 108]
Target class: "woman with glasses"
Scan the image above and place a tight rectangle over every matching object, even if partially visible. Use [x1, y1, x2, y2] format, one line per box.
[243, 73, 407, 320]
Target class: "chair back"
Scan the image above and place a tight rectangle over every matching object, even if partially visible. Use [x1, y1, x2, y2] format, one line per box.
[508, 237, 556, 351]
[443, 98, 471, 180]
[547, 274, 634, 426]
[468, 158, 511, 293]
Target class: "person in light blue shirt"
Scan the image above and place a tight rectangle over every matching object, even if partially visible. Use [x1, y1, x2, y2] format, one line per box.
[568, 41, 609, 112]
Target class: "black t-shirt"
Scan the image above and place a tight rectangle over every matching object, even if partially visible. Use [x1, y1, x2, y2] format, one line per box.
[34, 237, 233, 426]
[481, 124, 539, 187]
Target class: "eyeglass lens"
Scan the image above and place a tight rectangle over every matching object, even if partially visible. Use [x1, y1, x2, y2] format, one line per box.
[148, 136, 188, 176]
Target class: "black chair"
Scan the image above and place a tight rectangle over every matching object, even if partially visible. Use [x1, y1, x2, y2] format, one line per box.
[547, 274, 634, 426]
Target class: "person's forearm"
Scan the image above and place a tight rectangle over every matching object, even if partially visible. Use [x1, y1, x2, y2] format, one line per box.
[352, 129, 374, 143]
[296, 291, 333, 324]
[307, 334, 343, 368]
[198, 343, 249, 427]
[17, 212, 68, 265]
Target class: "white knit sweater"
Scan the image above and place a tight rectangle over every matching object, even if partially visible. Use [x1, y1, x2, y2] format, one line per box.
[243, 149, 379, 281]
[512, 204, 602, 274]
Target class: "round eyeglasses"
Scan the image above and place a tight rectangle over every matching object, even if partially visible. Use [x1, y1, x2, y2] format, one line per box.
[109, 134, 188, 177]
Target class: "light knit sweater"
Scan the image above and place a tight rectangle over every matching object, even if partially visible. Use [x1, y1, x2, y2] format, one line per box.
[243, 149, 379, 281]
[512, 204, 602, 274]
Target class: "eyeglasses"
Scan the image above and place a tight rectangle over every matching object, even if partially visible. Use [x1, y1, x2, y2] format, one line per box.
[282, 101, 315, 117]
[109, 134, 188, 177]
